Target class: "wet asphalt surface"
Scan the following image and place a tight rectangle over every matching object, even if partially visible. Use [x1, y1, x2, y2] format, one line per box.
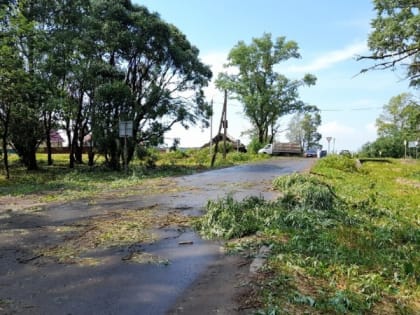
[0, 157, 314, 315]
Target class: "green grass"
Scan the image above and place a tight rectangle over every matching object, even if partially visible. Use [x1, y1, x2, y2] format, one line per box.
[195, 156, 420, 314]
[0, 150, 268, 202]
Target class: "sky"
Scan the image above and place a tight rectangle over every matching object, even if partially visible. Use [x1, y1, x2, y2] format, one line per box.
[134, 0, 416, 152]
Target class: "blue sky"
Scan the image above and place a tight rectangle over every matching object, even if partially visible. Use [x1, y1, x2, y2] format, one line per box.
[134, 0, 414, 152]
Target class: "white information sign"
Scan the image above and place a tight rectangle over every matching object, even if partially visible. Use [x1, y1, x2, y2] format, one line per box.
[119, 121, 133, 137]
[408, 141, 418, 148]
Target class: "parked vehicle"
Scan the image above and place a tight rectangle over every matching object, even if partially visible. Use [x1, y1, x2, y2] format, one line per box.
[304, 149, 317, 157]
[258, 142, 302, 156]
[339, 150, 352, 157]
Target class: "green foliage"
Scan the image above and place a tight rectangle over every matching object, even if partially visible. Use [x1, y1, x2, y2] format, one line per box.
[273, 174, 335, 211]
[359, 136, 405, 158]
[314, 154, 358, 172]
[196, 159, 420, 314]
[360, 93, 420, 158]
[360, 0, 420, 87]
[1, 0, 212, 173]
[136, 147, 158, 169]
[216, 33, 316, 143]
[247, 137, 267, 154]
[287, 110, 322, 150]
[194, 195, 272, 239]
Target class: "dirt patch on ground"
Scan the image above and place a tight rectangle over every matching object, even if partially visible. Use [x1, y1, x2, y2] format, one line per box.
[396, 177, 420, 188]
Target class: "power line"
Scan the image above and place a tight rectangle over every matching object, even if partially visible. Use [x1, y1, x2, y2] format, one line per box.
[319, 107, 383, 112]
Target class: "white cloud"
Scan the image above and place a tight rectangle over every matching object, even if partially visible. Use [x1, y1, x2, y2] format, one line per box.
[319, 121, 355, 136]
[201, 51, 229, 76]
[317, 120, 380, 152]
[287, 42, 368, 73]
[366, 122, 377, 135]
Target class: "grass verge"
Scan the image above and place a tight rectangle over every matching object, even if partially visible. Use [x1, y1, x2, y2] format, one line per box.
[0, 150, 268, 204]
[194, 156, 420, 314]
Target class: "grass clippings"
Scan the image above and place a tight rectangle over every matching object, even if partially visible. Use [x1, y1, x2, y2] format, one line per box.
[195, 156, 420, 314]
[38, 208, 191, 266]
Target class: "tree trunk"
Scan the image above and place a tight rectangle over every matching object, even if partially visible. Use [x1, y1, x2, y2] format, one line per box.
[258, 128, 265, 144]
[87, 146, 95, 166]
[43, 111, 53, 166]
[46, 135, 53, 165]
[2, 131, 10, 180]
[69, 138, 75, 169]
[25, 150, 38, 171]
[75, 143, 83, 164]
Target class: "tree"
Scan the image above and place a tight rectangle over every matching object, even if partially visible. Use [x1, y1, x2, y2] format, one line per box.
[89, 1, 212, 170]
[376, 93, 420, 140]
[360, 93, 419, 158]
[0, 1, 29, 178]
[359, 136, 405, 158]
[287, 109, 322, 150]
[358, 0, 420, 87]
[1, 0, 212, 171]
[216, 33, 316, 144]
[1, 0, 47, 171]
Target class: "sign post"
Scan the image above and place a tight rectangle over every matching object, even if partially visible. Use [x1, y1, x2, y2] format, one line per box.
[326, 137, 332, 154]
[408, 140, 419, 159]
[119, 121, 133, 173]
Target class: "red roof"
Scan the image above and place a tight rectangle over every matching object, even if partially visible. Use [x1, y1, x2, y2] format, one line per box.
[50, 130, 64, 143]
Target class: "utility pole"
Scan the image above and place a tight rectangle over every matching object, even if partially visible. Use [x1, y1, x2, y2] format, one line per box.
[211, 90, 228, 167]
[222, 90, 227, 159]
[209, 99, 213, 155]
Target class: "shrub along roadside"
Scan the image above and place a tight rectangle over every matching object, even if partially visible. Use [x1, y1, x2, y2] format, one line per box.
[194, 156, 420, 314]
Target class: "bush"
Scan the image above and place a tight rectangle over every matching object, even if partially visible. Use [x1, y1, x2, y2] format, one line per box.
[195, 195, 275, 239]
[315, 155, 358, 172]
[273, 173, 335, 211]
[248, 138, 267, 154]
[136, 146, 158, 168]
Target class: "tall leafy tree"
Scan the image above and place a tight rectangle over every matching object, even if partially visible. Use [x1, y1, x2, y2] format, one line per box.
[3, 0, 47, 170]
[0, 1, 29, 178]
[89, 1, 212, 169]
[361, 93, 419, 157]
[1, 0, 212, 171]
[376, 93, 420, 139]
[48, 0, 93, 168]
[216, 33, 316, 143]
[287, 109, 322, 150]
[359, 0, 420, 87]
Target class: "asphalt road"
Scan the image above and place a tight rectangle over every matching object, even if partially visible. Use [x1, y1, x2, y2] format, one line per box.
[0, 157, 314, 315]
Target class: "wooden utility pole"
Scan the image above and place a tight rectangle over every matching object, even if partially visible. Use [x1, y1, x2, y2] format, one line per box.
[209, 99, 213, 155]
[222, 90, 227, 159]
[210, 90, 228, 167]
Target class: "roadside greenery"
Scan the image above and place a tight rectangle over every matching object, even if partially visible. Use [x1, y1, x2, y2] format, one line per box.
[195, 155, 420, 314]
[1, 1, 212, 172]
[0, 150, 267, 200]
[215, 33, 317, 144]
[359, 93, 420, 158]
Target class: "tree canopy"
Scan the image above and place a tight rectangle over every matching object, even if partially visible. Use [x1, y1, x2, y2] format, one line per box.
[0, 0, 212, 172]
[359, 0, 420, 87]
[287, 110, 322, 150]
[215, 33, 316, 144]
[360, 93, 420, 157]
[376, 93, 420, 139]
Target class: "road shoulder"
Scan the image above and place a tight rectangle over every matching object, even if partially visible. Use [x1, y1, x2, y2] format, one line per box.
[167, 252, 256, 315]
